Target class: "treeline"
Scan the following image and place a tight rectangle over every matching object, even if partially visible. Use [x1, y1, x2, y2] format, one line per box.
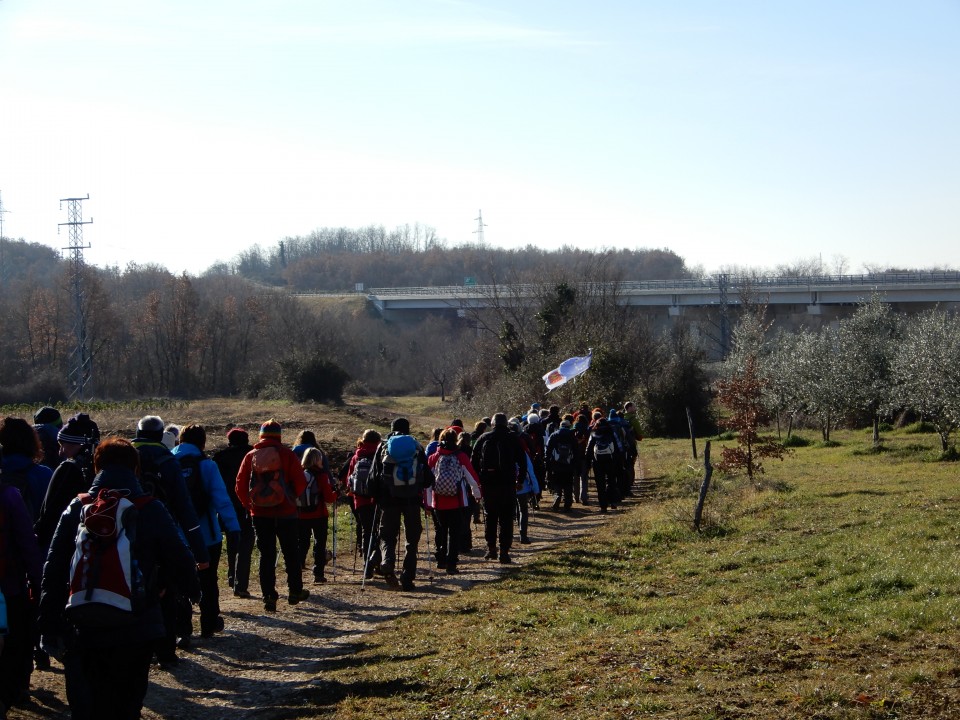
[209, 225, 691, 291]
[0, 237, 698, 416]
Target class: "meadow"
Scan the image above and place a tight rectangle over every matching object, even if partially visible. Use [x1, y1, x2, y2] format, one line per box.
[312, 421, 960, 719]
[7, 398, 960, 718]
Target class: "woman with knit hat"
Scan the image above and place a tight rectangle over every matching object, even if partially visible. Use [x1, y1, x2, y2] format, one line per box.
[235, 420, 309, 612]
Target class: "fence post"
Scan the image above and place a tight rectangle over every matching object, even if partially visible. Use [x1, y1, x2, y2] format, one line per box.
[693, 440, 713, 532]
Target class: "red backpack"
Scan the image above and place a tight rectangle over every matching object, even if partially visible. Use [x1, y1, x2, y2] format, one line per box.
[66, 488, 154, 624]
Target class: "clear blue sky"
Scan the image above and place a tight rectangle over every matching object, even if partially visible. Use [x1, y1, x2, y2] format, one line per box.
[1, 1, 957, 276]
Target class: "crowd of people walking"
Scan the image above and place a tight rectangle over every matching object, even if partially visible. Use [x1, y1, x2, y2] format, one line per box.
[0, 401, 642, 719]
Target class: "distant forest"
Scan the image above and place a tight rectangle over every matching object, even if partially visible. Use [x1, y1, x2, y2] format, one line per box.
[0, 232, 692, 410]
[207, 225, 692, 290]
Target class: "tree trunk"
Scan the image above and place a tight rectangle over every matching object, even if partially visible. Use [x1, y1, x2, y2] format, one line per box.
[872, 415, 880, 448]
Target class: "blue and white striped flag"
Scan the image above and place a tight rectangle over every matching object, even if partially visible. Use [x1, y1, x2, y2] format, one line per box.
[542, 350, 592, 391]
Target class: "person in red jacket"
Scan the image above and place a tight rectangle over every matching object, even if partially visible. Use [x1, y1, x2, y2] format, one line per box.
[235, 420, 308, 612]
[342, 430, 382, 580]
[426, 428, 481, 575]
[296, 447, 338, 584]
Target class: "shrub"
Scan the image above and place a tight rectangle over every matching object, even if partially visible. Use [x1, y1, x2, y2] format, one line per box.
[782, 434, 812, 448]
[277, 355, 351, 404]
[0, 373, 68, 406]
[903, 421, 937, 434]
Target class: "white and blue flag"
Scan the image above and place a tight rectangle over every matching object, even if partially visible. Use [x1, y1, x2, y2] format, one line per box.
[542, 349, 592, 391]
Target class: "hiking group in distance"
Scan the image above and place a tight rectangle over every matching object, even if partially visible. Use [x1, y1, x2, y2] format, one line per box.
[0, 400, 642, 719]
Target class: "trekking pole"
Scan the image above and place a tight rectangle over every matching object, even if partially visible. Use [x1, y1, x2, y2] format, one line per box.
[350, 507, 359, 574]
[360, 506, 380, 593]
[423, 508, 433, 583]
[331, 500, 338, 582]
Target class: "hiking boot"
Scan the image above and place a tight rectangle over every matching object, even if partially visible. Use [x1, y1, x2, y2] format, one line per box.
[551, 498, 562, 511]
[200, 616, 225, 638]
[499, 553, 513, 564]
[401, 578, 417, 591]
[445, 565, 459, 575]
[34, 649, 51, 671]
[234, 588, 251, 599]
[264, 595, 278, 612]
[363, 563, 376, 580]
[436, 559, 447, 569]
[520, 535, 531, 545]
[484, 548, 498, 560]
[382, 569, 401, 588]
[288, 589, 310, 605]
[313, 575, 327, 584]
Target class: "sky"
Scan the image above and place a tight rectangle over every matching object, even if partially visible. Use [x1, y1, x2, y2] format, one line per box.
[0, 1, 958, 277]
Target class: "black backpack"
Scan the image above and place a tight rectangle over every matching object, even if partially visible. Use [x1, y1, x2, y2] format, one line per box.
[179, 454, 209, 518]
[480, 432, 516, 480]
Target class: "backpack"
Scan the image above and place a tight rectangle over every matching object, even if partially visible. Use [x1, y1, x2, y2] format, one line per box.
[248, 446, 289, 509]
[348, 456, 374, 497]
[138, 452, 171, 504]
[297, 469, 322, 511]
[66, 489, 155, 625]
[179, 454, 208, 518]
[433, 453, 464, 496]
[383, 435, 421, 499]
[549, 439, 576, 470]
[480, 433, 516, 481]
[593, 434, 616, 460]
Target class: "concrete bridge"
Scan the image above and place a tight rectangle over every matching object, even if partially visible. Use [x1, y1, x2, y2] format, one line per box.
[368, 272, 960, 320]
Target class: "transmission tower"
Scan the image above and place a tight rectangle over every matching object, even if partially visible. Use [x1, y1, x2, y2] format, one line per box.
[0, 190, 8, 283]
[473, 210, 487, 244]
[59, 194, 93, 400]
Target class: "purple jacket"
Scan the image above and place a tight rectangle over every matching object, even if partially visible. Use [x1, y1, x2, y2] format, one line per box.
[0, 483, 43, 599]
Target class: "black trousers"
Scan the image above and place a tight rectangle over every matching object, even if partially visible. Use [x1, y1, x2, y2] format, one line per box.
[226, 510, 255, 593]
[198, 542, 223, 633]
[64, 640, 154, 720]
[297, 515, 330, 580]
[483, 489, 516, 554]
[378, 502, 422, 582]
[252, 515, 303, 598]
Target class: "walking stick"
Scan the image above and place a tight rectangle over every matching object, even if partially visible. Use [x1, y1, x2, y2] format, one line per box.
[423, 507, 433, 583]
[331, 499, 338, 582]
[350, 506, 359, 574]
[361, 506, 380, 593]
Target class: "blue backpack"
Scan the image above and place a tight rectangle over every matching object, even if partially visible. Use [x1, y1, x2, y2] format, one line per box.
[383, 435, 421, 499]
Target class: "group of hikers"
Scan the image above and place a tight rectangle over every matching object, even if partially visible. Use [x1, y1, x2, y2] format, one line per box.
[0, 400, 642, 719]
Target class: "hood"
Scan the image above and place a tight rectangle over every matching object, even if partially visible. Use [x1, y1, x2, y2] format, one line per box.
[88, 465, 146, 496]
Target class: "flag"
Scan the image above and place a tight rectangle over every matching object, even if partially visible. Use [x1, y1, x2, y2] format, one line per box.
[542, 350, 592, 391]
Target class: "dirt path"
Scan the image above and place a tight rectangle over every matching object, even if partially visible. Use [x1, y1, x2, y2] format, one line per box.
[10, 499, 618, 720]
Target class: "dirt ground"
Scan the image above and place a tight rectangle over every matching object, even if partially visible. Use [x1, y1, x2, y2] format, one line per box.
[7, 397, 641, 719]
[10, 501, 612, 720]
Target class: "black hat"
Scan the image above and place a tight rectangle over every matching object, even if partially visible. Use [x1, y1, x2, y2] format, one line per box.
[34, 406, 63, 428]
[391, 417, 410, 434]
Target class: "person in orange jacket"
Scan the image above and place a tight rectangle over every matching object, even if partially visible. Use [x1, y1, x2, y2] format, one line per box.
[235, 420, 308, 612]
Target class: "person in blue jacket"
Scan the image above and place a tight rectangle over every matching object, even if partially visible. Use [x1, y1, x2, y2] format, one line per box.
[172, 424, 240, 639]
[38, 437, 200, 720]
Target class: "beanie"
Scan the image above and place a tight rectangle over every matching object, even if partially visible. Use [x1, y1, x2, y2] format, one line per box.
[391, 417, 410, 434]
[58, 413, 96, 445]
[492, 412, 507, 427]
[260, 419, 282, 440]
[34, 406, 63, 428]
[227, 428, 249, 446]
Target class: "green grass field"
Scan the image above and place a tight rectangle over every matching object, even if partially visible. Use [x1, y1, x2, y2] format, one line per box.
[311, 426, 960, 719]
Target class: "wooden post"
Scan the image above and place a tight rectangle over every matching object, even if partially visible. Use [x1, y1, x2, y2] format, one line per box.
[693, 440, 712, 532]
[686, 406, 698, 460]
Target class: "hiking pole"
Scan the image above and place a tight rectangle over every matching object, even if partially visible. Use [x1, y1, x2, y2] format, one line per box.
[331, 500, 338, 582]
[423, 508, 433, 583]
[350, 507, 359, 574]
[360, 506, 380, 593]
